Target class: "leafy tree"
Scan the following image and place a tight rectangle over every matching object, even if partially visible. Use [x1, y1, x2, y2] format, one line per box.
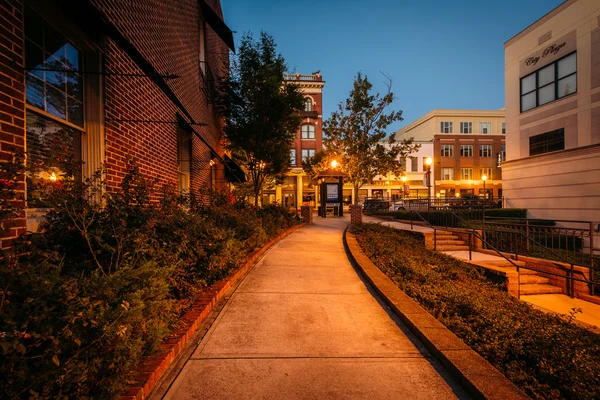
[308, 73, 419, 204]
[216, 31, 304, 206]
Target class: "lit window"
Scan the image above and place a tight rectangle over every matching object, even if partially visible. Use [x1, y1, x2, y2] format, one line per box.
[479, 122, 491, 134]
[301, 124, 315, 139]
[480, 168, 492, 180]
[440, 145, 454, 157]
[441, 168, 454, 180]
[301, 148, 315, 162]
[529, 128, 564, 156]
[177, 128, 192, 193]
[520, 52, 577, 112]
[290, 149, 296, 166]
[479, 145, 492, 157]
[461, 168, 473, 180]
[440, 121, 453, 133]
[460, 122, 472, 134]
[460, 145, 473, 157]
[303, 98, 313, 112]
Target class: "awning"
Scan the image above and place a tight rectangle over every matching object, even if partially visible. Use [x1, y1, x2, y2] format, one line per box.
[199, 0, 236, 53]
[317, 168, 347, 178]
[224, 155, 246, 183]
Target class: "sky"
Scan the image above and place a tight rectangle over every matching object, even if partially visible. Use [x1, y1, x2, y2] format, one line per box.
[221, 0, 564, 133]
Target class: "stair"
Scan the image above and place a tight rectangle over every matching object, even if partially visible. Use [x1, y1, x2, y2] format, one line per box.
[434, 231, 470, 251]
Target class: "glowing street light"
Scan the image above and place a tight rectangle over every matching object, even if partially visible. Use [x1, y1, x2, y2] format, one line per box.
[331, 159, 338, 169]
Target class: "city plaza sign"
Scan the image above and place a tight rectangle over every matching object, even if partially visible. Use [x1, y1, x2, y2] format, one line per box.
[519, 30, 576, 76]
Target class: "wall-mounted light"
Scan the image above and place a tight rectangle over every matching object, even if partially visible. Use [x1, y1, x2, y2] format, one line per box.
[49, 172, 58, 182]
[209, 159, 215, 167]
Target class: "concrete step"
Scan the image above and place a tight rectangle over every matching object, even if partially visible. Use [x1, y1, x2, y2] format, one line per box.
[436, 239, 467, 246]
[436, 245, 471, 251]
[520, 274, 550, 285]
[519, 284, 562, 295]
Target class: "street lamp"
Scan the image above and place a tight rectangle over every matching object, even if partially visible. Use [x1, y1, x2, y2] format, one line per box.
[425, 157, 432, 211]
[401, 176, 407, 200]
[331, 159, 338, 169]
[482, 175, 487, 199]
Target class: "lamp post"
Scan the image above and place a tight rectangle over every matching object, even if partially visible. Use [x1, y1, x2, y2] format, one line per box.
[401, 176, 407, 200]
[482, 174, 487, 221]
[425, 157, 432, 211]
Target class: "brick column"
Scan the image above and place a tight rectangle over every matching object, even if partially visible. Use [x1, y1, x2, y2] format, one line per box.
[301, 205, 313, 224]
[349, 204, 362, 224]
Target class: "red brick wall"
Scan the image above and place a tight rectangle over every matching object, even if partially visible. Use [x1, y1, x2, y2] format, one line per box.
[0, 0, 26, 249]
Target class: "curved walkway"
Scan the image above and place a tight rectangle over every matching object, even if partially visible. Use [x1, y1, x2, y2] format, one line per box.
[155, 216, 470, 399]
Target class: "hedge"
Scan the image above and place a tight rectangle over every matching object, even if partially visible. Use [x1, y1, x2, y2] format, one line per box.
[353, 223, 600, 400]
[0, 161, 299, 399]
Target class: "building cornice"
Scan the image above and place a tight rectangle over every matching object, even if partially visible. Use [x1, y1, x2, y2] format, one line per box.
[504, 0, 576, 48]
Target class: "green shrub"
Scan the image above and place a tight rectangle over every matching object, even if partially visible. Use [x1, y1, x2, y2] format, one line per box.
[354, 223, 600, 400]
[485, 208, 527, 218]
[0, 159, 298, 399]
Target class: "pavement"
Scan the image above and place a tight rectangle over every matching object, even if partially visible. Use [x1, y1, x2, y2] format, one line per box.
[155, 215, 471, 399]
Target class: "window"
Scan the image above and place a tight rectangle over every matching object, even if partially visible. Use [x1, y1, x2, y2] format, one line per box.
[25, 7, 87, 207]
[461, 168, 473, 180]
[529, 128, 564, 156]
[177, 128, 192, 193]
[301, 124, 315, 139]
[290, 149, 296, 166]
[441, 168, 454, 180]
[479, 122, 491, 134]
[480, 168, 492, 180]
[460, 145, 473, 157]
[400, 157, 406, 170]
[520, 52, 577, 112]
[440, 121, 453, 133]
[460, 122, 472, 134]
[303, 98, 313, 112]
[479, 145, 492, 157]
[502, 122, 506, 134]
[410, 157, 418, 172]
[301, 148, 315, 162]
[440, 145, 454, 157]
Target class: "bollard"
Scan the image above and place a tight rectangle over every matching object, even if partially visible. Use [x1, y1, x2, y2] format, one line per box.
[349, 204, 362, 224]
[301, 205, 313, 224]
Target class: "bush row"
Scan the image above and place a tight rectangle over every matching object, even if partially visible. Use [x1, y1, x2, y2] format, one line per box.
[0, 162, 298, 399]
[353, 223, 600, 400]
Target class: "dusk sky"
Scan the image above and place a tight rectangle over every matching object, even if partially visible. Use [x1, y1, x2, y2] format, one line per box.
[221, 0, 564, 133]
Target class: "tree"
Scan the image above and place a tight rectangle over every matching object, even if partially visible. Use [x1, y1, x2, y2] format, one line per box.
[310, 72, 419, 204]
[216, 31, 304, 206]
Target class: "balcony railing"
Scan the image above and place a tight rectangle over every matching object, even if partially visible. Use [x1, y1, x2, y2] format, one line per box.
[283, 73, 322, 82]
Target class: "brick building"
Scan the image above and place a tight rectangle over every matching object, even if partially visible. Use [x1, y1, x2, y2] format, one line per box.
[0, 0, 239, 246]
[393, 109, 506, 199]
[262, 72, 324, 209]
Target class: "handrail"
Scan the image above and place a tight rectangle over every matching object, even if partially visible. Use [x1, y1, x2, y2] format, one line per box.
[408, 209, 597, 298]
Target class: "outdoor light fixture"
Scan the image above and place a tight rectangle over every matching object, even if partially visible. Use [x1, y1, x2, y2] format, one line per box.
[331, 160, 338, 169]
[425, 157, 432, 211]
[209, 159, 215, 167]
[49, 172, 58, 182]
[482, 175, 487, 199]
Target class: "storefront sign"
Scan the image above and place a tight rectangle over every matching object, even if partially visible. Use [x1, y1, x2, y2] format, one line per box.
[520, 31, 576, 76]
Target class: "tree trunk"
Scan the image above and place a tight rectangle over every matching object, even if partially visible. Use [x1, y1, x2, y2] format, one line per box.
[353, 184, 359, 205]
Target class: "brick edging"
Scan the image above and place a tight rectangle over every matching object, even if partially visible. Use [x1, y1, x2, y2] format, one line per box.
[343, 226, 529, 400]
[120, 223, 305, 400]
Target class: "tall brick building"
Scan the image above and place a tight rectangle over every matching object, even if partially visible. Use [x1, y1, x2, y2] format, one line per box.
[0, 0, 239, 246]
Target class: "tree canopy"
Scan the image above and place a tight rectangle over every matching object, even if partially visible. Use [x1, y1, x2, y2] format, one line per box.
[304, 72, 419, 203]
[216, 31, 304, 205]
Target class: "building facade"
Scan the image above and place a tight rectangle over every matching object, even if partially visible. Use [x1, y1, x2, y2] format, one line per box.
[394, 109, 506, 199]
[0, 0, 237, 246]
[262, 72, 325, 209]
[503, 0, 600, 222]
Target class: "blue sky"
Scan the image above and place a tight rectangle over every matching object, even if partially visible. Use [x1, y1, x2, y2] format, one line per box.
[221, 0, 564, 133]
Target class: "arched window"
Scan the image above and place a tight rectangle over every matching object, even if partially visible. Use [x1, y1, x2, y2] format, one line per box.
[303, 98, 313, 112]
[301, 124, 315, 139]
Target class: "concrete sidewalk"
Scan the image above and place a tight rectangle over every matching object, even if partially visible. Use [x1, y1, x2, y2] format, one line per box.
[156, 216, 470, 399]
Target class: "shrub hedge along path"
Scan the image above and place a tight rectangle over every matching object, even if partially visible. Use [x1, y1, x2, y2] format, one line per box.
[351, 223, 600, 400]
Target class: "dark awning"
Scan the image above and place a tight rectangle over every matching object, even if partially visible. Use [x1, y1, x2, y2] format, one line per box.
[318, 168, 347, 178]
[199, 0, 235, 53]
[224, 155, 246, 183]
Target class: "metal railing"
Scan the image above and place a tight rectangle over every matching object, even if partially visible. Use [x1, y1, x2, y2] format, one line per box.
[405, 208, 598, 297]
[283, 73, 322, 81]
[199, 61, 215, 103]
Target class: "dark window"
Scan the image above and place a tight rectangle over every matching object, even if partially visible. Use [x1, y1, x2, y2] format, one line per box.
[301, 124, 315, 139]
[290, 149, 296, 166]
[529, 128, 564, 156]
[520, 52, 577, 112]
[410, 157, 418, 171]
[304, 98, 313, 112]
[440, 121, 452, 133]
[460, 122, 472, 134]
